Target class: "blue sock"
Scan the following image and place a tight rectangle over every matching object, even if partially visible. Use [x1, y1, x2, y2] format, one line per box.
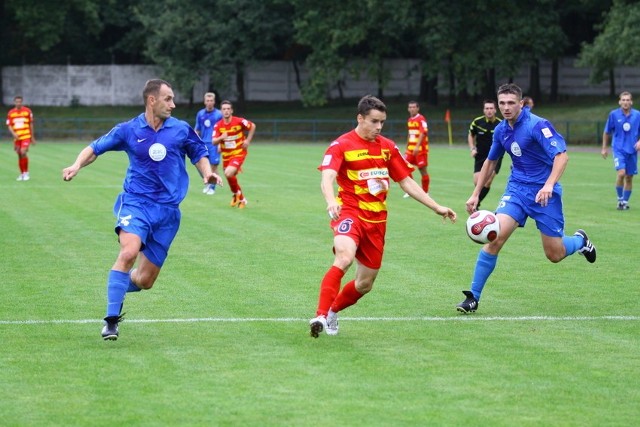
[616, 186, 623, 200]
[623, 190, 632, 202]
[470, 250, 498, 301]
[106, 270, 129, 317]
[127, 279, 141, 293]
[562, 234, 584, 257]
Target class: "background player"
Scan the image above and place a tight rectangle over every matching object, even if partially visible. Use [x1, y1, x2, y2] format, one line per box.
[403, 100, 429, 197]
[601, 91, 640, 210]
[213, 100, 256, 209]
[194, 92, 223, 195]
[468, 100, 503, 208]
[6, 95, 36, 181]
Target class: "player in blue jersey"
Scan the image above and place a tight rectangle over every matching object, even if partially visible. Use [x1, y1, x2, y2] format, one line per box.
[456, 83, 597, 314]
[195, 92, 223, 195]
[601, 91, 640, 210]
[62, 79, 222, 340]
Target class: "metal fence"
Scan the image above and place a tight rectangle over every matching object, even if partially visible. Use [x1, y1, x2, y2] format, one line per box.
[2, 117, 604, 146]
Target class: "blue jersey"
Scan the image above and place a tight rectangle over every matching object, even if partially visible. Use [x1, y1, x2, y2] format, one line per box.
[605, 107, 640, 154]
[489, 108, 567, 187]
[194, 108, 223, 144]
[90, 113, 208, 207]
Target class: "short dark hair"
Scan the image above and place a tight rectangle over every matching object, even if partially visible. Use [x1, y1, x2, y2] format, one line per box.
[408, 100, 419, 107]
[483, 99, 497, 108]
[14, 95, 23, 101]
[220, 100, 233, 108]
[497, 83, 522, 100]
[358, 95, 386, 116]
[143, 79, 172, 105]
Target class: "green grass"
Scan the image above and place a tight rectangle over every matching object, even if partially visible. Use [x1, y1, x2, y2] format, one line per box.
[1, 141, 638, 426]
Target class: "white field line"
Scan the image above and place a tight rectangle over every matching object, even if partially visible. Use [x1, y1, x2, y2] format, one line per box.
[0, 315, 638, 325]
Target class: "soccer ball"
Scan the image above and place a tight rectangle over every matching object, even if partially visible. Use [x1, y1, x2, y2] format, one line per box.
[466, 210, 500, 244]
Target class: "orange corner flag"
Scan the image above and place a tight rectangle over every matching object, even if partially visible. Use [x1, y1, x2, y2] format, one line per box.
[444, 109, 451, 123]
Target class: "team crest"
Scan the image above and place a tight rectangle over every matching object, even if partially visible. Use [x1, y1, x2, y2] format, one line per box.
[510, 142, 522, 157]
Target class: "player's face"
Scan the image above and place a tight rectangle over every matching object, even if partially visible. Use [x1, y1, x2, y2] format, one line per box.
[14, 98, 23, 109]
[483, 103, 496, 119]
[407, 103, 419, 116]
[152, 85, 175, 120]
[204, 96, 215, 111]
[619, 95, 632, 112]
[221, 104, 233, 119]
[498, 93, 521, 123]
[357, 109, 386, 141]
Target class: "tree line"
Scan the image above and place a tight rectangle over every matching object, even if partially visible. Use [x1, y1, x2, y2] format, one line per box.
[2, 0, 637, 106]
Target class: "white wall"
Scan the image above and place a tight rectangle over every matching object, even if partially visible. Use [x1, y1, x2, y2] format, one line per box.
[3, 58, 638, 106]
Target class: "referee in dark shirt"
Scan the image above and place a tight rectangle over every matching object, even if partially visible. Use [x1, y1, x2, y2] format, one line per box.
[468, 99, 503, 208]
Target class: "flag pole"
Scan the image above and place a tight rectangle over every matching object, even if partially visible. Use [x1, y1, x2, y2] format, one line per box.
[445, 109, 452, 146]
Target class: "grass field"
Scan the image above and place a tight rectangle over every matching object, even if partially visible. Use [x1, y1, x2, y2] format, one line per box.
[1, 141, 639, 426]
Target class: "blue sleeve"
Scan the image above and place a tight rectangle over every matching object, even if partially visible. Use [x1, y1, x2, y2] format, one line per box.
[487, 126, 505, 160]
[194, 111, 202, 133]
[532, 120, 566, 157]
[90, 123, 127, 155]
[183, 123, 208, 165]
[605, 112, 615, 135]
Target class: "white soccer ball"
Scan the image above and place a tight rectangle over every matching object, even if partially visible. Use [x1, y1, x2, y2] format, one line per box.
[466, 210, 500, 244]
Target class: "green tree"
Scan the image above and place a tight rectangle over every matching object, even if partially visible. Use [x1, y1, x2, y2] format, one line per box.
[578, 0, 640, 95]
[292, 0, 413, 106]
[136, 0, 294, 105]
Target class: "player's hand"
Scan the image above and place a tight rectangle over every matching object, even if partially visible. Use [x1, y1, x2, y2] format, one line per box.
[62, 166, 79, 181]
[327, 202, 341, 221]
[205, 173, 223, 186]
[435, 206, 456, 223]
[465, 196, 479, 214]
[601, 147, 608, 159]
[535, 186, 553, 207]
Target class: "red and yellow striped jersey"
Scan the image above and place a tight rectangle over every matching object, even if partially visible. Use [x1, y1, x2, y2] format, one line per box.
[406, 113, 428, 153]
[319, 129, 413, 223]
[213, 116, 254, 161]
[6, 107, 34, 142]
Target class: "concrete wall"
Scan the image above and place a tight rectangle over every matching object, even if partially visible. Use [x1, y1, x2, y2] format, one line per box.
[3, 58, 639, 106]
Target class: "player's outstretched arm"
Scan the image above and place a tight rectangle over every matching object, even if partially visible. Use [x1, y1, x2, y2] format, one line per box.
[62, 146, 97, 181]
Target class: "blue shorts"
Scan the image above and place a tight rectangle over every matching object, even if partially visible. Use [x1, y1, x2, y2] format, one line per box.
[112, 193, 182, 267]
[613, 150, 638, 175]
[207, 143, 220, 166]
[496, 181, 565, 237]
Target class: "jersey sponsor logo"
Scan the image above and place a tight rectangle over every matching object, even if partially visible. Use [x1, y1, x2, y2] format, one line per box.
[149, 143, 167, 161]
[337, 218, 353, 234]
[322, 154, 332, 166]
[510, 142, 522, 157]
[358, 168, 389, 180]
[541, 127, 553, 138]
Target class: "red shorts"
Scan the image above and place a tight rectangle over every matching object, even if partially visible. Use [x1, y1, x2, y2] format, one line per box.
[405, 151, 428, 168]
[331, 213, 386, 269]
[14, 139, 31, 151]
[223, 154, 246, 171]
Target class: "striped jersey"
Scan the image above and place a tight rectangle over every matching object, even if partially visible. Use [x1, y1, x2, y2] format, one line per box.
[406, 113, 428, 153]
[6, 106, 34, 142]
[213, 116, 255, 162]
[319, 129, 414, 223]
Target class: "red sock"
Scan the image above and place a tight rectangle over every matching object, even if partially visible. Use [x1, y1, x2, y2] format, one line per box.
[330, 280, 363, 313]
[19, 157, 28, 173]
[227, 176, 239, 194]
[316, 266, 345, 316]
[421, 174, 430, 193]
